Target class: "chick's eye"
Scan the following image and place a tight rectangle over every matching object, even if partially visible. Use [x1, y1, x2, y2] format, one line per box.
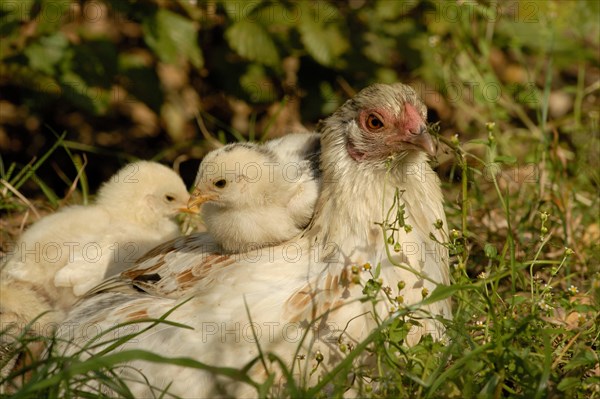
[366, 114, 384, 130]
[214, 179, 227, 189]
[165, 195, 175, 202]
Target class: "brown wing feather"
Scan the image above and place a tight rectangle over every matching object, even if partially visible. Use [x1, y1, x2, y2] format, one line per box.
[84, 233, 233, 299]
[284, 265, 354, 323]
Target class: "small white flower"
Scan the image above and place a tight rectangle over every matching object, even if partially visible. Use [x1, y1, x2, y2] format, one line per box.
[538, 300, 552, 312]
[428, 35, 440, 47]
[567, 285, 579, 295]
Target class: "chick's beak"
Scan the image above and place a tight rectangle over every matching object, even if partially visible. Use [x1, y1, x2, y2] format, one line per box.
[187, 187, 217, 213]
[179, 205, 198, 215]
[171, 194, 196, 214]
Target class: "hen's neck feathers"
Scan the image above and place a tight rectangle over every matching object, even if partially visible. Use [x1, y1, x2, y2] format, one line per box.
[306, 114, 445, 264]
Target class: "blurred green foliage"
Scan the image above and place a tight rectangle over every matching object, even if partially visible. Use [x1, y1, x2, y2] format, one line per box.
[0, 0, 598, 192]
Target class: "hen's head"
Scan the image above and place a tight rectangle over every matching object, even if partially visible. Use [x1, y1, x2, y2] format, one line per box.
[321, 83, 434, 164]
[96, 161, 190, 226]
[189, 143, 279, 211]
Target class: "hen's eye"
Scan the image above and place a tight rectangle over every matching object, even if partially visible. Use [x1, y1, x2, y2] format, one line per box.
[214, 179, 227, 189]
[165, 195, 175, 202]
[366, 114, 384, 130]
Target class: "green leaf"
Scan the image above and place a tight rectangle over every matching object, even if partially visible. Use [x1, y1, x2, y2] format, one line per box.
[467, 139, 490, 145]
[362, 279, 382, 298]
[253, 4, 297, 27]
[557, 377, 580, 392]
[484, 243, 497, 258]
[318, 81, 342, 115]
[388, 318, 410, 344]
[508, 294, 528, 306]
[240, 64, 276, 103]
[59, 71, 110, 115]
[564, 348, 598, 371]
[494, 155, 517, 164]
[142, 8, 203, 68]
[479, 373, 502, 397]
[375, 0, 419, 20]
[309, 1, 342, 23]
[297, 5, 348, 67]
[30, 173, 59, 206]
[373, 262, 382, 279]
[0, 0, 33, 14]
[225, 19, 280, 67]
[24, 33, 69, 75]
[421, 284, 471, 306]
[221, 0, 262, 21]
[363, 32, 397, 65]
[0, 0, 35, 22]
[69, 40, 118, 88]
[36, 0, 71, 34]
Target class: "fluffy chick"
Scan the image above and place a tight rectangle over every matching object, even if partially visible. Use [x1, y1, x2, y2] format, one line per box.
[0, 161, 190, 330]
[188, 133, 321, 252]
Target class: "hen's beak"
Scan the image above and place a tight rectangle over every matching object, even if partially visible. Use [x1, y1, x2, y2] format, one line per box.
[407, 125, 436, 156]
[187, 188, 218, 213]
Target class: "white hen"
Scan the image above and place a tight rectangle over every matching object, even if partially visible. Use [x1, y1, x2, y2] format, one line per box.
[58, 83, 451, 397]
[188, 133, 321, 252]
[0, 161, 190, 331]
